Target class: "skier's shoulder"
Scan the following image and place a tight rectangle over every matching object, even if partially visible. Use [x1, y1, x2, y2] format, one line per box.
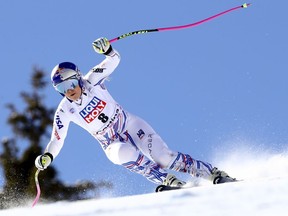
[82, 71, 107, 90]
[83, 49, 121, 84]
[55, 97, 73, 115]
[83, 65, 106, 83]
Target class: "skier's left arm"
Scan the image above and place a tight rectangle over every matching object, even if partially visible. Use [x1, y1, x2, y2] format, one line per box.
[85, 37, 121, 85]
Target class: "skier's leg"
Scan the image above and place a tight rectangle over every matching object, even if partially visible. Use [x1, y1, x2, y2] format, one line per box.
[169, 152, 237, 183]
[123, 113, 178, 166]
[104, 141, 168, 184]
[168, 152, 213, 179]
[123, 113, 234, 182]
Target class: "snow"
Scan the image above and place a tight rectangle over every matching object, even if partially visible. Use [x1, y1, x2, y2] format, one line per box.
[1, 149, 288, 216]
[1, 177, 287, 216]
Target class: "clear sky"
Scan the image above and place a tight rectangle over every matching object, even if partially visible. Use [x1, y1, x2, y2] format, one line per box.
[1, 0, 288, 196]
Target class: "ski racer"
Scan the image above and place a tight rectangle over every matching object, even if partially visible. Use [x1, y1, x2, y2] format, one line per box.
[35, 37, 236, 190]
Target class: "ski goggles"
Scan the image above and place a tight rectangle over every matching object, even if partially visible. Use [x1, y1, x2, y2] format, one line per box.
[55, 78, 79, 94]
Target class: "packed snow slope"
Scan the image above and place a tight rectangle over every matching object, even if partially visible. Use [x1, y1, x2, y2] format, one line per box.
[1, 149, 288, 216]
[1, 177, 287, 216]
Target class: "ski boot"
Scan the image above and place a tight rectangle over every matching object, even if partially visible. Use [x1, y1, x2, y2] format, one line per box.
[211, 167, 237, 184]
[155, 174, 186, 192]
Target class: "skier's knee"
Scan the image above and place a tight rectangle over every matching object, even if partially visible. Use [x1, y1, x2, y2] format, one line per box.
[105, 142, 139, 165]
[141, 134, 177, 168]
[154, 147, 178, 169]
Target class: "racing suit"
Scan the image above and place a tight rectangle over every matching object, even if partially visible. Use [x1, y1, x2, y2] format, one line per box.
[45, 49, 214, 184]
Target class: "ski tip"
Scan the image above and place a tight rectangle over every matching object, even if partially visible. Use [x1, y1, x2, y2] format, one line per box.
[242, 3, 251, 8]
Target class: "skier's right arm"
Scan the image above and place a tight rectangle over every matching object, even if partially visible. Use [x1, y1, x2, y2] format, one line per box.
[35, 104, 70, 170]
[85, 37, 120, 85]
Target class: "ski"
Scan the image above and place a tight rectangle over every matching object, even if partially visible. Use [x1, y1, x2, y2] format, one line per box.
[156, 178, 241, 192]
[155, 185, 184, 192]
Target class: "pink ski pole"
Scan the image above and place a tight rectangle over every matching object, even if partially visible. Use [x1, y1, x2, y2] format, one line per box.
[109, 3, 251, 43]
[32, 169, 41, 207]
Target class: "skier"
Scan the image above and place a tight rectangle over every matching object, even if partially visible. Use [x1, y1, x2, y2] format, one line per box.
[35, 37, 236, 191]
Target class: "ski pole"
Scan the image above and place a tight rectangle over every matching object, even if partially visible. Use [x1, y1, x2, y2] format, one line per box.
[32, 169, 41, 207]
[109, 3, 251, 43]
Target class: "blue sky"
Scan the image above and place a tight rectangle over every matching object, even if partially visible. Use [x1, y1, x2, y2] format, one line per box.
[1, 0, 288, 196]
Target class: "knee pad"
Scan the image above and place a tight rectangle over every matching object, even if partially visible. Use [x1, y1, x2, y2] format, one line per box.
[105, 142, 139, 165]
